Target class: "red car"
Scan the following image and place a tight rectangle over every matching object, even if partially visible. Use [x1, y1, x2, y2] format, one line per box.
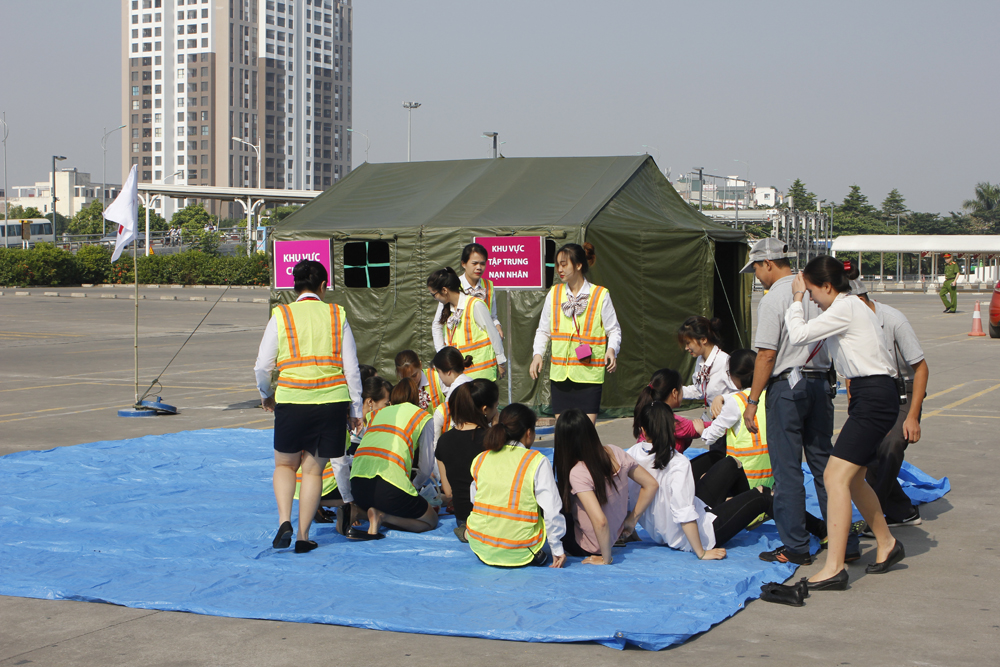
[991, 280, 1000, 338]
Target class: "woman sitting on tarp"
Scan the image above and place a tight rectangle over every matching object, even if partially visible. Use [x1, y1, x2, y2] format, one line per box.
[466, 404, 566, 568]
[436, 379, 500, 543]
[349, 377, 438, 539]
[394, 349, 443, 412]
[555, 409, 659, 564]
[427, 267, 506, 382]
[633, 368, 708, 454]
[627, 402, 776, 559]
[429, 346, 474, 444]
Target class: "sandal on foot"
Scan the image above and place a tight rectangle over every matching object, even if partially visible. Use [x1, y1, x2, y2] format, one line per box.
[272, 521, 293, 549]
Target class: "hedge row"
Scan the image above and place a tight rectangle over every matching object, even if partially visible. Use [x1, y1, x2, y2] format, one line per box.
[0, 244, 270, 287]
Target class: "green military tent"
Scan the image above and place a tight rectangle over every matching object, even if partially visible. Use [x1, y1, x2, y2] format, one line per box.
[269, 155, 750, 416]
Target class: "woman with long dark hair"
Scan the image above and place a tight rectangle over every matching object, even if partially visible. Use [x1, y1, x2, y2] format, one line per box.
[554, 409, 658, 564]
[627, 402, 774, 557]
[466, 404, 566, 567]
[678, 316, 737, 420]
[432, 243, 504, 348]
[429, 346, 474, 443]
[632, 368, 706, 453]
[436, 379, 500, 541]
[427, 266, 506, 382]
[786, 256, 903, 591]
[529, 243, 622, 422]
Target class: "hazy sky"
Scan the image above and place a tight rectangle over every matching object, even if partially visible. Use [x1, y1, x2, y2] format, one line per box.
[1, 0, 997, 213]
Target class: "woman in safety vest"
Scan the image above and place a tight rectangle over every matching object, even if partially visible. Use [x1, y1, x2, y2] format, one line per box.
[432, 243, 504, 349]
[429, 346, 474, 443]
[699, 349, 774, 489]
[627, 402, 775, 558]
[529, 243, 621, 422]
[254, 260, 364, 554]
[466, 404, 567, 567]
[349, 377, 438, 539]
[395, 349, 443, 412]
[427, 267, 506, 382]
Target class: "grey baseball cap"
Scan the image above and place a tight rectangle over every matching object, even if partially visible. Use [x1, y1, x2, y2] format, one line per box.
[849, 279, 869, 296]
[740, 238, 797, 273]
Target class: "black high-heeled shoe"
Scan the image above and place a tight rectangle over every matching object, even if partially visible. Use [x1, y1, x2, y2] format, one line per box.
[272, 521, 293, 549]
[866, 540, 904, 574]
[801, 569, 849, 591]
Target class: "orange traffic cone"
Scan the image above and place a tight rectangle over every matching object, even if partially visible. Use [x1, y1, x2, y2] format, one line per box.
[969, 301, 987, 337]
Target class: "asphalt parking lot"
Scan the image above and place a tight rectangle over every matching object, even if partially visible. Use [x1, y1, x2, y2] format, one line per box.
[1, 289, 998, 666]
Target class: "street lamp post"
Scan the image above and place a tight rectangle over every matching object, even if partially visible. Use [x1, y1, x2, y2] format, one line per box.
[693, 167, 704, 212]
[101, 125, 127, 235]
[482, 132, 498, 158]
[1, 112, 8, 227]
[231, 136, 261, 189]
[402, 101, 421, 162]
[51, 155, 66, 236]
[346, 128, 370, 163]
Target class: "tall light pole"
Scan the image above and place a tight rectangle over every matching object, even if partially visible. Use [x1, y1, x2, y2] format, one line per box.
[51, 155, 66, 235]
[1, 112, 8, 227]
[346, 128, 370, 163]
[402, 101, 421, 162]
[231, 136, 261, 189]
[482, 132, 498, 158]
[693, 167, 704, 212]
[101, 124, 126, 235]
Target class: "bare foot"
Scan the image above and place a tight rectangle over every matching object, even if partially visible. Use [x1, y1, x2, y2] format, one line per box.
[808, 567, 842, 583]
[875, 536, 897, 563]
[367, 507, 384, 535]
[351, 503, 366, 526]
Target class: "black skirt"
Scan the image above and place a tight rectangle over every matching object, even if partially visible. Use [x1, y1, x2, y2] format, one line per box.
[351, 476, 429, 520]
[833, 375, 900, 466]
[550, 379, 603, 415]
[273, 401, 349, 459]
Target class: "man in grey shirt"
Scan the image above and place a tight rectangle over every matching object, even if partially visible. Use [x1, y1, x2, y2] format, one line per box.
[740, 238, 860, 564]
[852, 281, 929, 527]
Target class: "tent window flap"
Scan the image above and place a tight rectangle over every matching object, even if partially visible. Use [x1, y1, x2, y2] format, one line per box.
[343, 241, 391, 288]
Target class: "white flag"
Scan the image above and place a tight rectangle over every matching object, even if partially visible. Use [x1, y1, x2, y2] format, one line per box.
[106, 165, 139, 262]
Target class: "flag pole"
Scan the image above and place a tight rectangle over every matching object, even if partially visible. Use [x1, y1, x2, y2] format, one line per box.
[133, 230, 139, 406]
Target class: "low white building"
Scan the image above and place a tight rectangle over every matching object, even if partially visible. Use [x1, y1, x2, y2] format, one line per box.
[753, 186, 781, 208]
[7, 169, 121, 218]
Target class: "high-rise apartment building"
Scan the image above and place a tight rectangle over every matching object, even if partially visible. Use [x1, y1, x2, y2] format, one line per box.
[121, 0, 352, 219]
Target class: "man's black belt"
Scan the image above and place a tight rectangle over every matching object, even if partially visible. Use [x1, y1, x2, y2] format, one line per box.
[769, 369, 831, 384]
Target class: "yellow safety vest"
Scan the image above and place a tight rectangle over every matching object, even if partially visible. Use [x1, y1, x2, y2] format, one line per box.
[466, 277, 495, 314]
[727, 390, 773, 488]
[467, 444, 547, 567]
[350, 403, 432, 496]
[293, 429, 351, 500]
[274, 299, 350, 404]
[433, 402, 452, 438]
[548, 283, 609, 384]
[426, 368, 446, 413]
[446, 296, 498, 381]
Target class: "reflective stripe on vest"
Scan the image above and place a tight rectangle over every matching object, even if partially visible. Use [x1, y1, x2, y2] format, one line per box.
[446, 296, 498, 381]
[549, 283, 608, 383]
[350, 404, 431, 496]
[426, 368, 446, 413]
[275, 301, 350, 404]
[727, 390, 774, 488]
[466, 445, 546, 567]
[466, 278, 495, 314]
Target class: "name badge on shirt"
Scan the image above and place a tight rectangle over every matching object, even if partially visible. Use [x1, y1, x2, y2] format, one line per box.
[788, 366, 803, 389]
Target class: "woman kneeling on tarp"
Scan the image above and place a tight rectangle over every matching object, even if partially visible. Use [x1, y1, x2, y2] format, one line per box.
[466, 404, 567, 568]
[349, 377, 438, 539]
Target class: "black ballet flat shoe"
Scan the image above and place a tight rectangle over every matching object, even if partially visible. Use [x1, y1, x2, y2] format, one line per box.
[866, 540, 904, 574]
[294, 539, 319, 553]
[272, 521, 293, 549]
[313, 507, 335, 524]
[801, 569, 849, 591]
[795, 579, 810, 599]
[336, 503, 353, 536]
[347, 527, 385, 541]
[759, 583, 805, 607]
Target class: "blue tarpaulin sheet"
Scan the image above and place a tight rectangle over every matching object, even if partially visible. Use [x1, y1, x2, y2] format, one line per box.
[0, 430, 949, 650]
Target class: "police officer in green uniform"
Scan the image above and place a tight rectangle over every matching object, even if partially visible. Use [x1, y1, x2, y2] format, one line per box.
[939, 253, 959, 313]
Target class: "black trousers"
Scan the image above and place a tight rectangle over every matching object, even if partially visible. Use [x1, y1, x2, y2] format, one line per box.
[865, 388, 920, 522]
[695, 457, 772, 548]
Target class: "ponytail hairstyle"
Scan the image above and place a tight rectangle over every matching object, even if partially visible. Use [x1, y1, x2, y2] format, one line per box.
[482, 403, 537, 453]
[389, 376, 419, 406]
[362, 376, 393, 404]
[633, 368, 683, 439]
[448, 379, 499, 430]
[461, 242, 489, 265]
[844, 259, 861, 281]
[555, 242, 597, 275]
[554, 408, 614, 507]
[394, 349, 422, 381]
[802, 254, 852, 293]
[358, 365, 378, 383]
[638, 402, 676, 470]
[677, 315, 723, 349]
[427, 267, 463, 324]
[432, 345, 473, 376]
[727, 348, 757, 391]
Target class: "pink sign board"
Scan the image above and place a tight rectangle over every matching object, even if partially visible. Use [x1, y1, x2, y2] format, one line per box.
[273, 239, 333, 290]
[474, 236, 545, 290]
